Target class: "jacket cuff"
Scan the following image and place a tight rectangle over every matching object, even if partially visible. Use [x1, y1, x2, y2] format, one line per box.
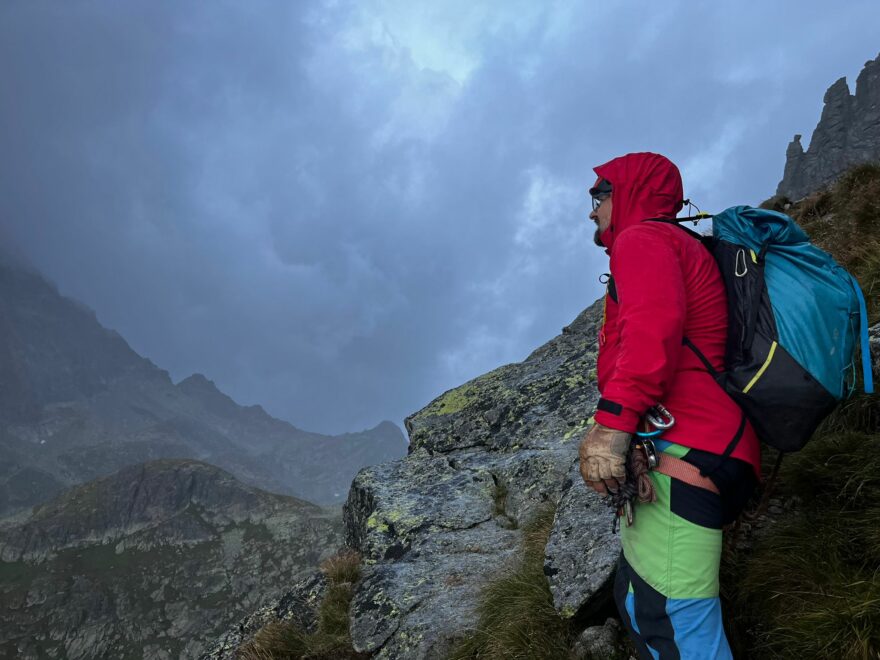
[594, 398, 640, 433]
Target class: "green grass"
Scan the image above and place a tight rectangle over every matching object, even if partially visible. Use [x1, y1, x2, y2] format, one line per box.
[738, 509, 880, 659]
[237, 549, 367, 660]
[447, 504, 576, 660]
[727, 163, 880, 659]
[726, 430, 880, 659]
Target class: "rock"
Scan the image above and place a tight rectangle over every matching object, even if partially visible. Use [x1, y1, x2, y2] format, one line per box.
[342, 300, 608, 657]
[777, 53, 880, 200]
[348, 525, 519, 658]
[345, 447, 575, 658]
[572, 618, 626, 660]
[544, 458, 620, 618]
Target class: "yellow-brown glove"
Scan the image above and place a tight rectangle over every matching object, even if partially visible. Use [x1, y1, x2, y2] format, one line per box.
[579, 423, 631, 495]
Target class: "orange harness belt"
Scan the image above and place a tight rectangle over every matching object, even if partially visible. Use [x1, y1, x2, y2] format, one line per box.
[654, 454, 720, 495]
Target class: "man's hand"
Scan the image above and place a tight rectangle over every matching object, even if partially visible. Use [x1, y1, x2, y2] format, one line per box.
[579, 423, 631, 495]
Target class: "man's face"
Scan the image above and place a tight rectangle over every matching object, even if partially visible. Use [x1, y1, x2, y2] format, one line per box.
[589, 194, 612, 247]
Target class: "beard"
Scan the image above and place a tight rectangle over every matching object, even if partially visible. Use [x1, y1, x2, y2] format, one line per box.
[593, 226, 605, 247]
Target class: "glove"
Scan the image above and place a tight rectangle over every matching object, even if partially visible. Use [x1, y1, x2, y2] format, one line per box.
[579, 423, 631, 495]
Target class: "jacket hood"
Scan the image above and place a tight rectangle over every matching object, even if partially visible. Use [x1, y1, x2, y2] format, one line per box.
[593, 152, 684, 252]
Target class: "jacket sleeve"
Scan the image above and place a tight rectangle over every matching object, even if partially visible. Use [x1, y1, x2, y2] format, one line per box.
[594, 224, 686, 433]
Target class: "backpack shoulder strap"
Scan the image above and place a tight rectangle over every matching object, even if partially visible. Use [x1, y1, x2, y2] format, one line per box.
[644, 217, 713, 246]
[681, 336, 719, 377]
[847, 272, 875, 394]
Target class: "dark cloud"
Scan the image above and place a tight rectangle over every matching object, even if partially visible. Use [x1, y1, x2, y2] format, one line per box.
[2, 1, 878, 434]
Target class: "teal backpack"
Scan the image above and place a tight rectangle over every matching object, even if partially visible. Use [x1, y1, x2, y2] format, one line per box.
[670, 205, 874, 454]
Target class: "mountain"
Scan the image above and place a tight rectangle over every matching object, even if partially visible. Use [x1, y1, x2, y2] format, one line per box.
[0, 257, 407, 516]
[777, 51, 880, 200]
[0, 458, 344, 659]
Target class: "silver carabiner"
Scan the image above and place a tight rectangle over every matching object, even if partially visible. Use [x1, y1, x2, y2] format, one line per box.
[734, 248, 748, 277]
[646, 403, 675, 430]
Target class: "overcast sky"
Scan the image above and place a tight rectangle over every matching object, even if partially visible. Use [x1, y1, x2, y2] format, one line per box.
[2, 1, 878, 436]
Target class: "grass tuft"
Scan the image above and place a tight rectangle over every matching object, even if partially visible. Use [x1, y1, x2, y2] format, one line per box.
[319, 548, 361, 586]
[238, 620, 310, 660]
[448, 504, 574, 660]
[238, 549, 366, 660]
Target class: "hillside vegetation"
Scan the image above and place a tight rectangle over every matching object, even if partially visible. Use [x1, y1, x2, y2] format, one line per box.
[723, 164, 880, 659]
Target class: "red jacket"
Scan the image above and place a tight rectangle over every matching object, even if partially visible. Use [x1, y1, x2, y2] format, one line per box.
[592, 152, 761, 476]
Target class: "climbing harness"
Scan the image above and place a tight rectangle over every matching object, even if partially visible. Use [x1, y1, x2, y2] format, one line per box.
[606, 405, 670, 532]
[607, 404, 721, 532]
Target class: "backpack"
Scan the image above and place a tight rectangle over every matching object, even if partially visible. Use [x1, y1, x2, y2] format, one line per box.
[668, 205, 874, 454]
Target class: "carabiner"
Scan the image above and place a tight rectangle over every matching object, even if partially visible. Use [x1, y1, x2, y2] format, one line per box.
[640, 438, 659, 469]
[646, 403, 675, 430]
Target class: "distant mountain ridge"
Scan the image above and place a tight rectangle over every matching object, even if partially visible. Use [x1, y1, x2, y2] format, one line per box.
[0, 256, 407, 515]
[0, 458, 344, 659]
[0, 458, 322, 562]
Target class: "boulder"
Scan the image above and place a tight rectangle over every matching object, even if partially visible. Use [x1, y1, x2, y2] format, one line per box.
[544, 458, 620, 618]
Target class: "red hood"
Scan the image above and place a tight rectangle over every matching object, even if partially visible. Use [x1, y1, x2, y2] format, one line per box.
[594, 152, 684, 252]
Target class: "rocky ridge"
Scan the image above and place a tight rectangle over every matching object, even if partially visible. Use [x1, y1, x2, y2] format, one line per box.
[0, 459, 343, 660]
[777, 52, 880, 200]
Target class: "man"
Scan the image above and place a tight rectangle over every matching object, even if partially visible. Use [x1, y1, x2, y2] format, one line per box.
[579, 152, 761, 659]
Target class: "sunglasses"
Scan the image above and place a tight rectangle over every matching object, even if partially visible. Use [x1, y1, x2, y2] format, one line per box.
[591, 193, 611, 212]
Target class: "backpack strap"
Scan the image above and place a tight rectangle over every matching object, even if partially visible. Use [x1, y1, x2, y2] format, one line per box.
[644, 217, 705, 242]
[741, 243, 770, 353]
[847, 272, 875, 394]
[682, 336, 719, 376]
[681, 336, 747, 476]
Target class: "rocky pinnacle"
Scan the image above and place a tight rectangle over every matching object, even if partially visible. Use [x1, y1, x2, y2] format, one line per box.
[777, 52, 880, 200]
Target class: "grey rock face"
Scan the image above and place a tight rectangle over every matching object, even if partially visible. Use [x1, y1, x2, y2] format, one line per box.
[544, 458, 621, 618]
[343, 300, 619, 658]
[777, 53, 880, 200]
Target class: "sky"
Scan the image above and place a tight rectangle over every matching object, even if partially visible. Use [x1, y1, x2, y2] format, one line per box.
[2, 1, 879, 436]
